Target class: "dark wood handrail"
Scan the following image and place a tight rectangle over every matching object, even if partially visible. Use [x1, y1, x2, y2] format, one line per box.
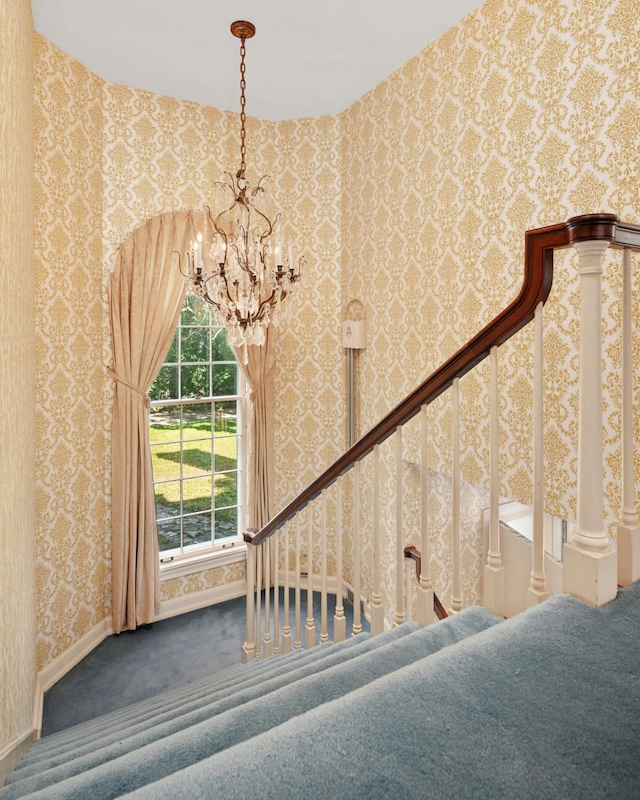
[404, 545, 448, 620]
[245, 214, 640, 547]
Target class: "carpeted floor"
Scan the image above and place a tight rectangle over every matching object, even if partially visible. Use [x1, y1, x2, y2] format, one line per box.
[42, 589, 364, 736]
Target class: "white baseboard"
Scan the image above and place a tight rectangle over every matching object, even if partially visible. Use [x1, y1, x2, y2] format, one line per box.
[34, 616, 113, 735]
[0, 729, 35, 786]
[32, 583, 246, 735]
[154, 580, 246, 622]
[38, 617, 113, 696]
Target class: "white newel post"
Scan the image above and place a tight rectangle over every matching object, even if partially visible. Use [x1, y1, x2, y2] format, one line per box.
[484, 346, 505, 615]
[563, 239, 618, 606]
[617, 248, 640, 586]
[242, 543, 256, 662]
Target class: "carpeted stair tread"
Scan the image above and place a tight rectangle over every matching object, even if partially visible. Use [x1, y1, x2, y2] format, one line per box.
[1, 623, 425, 796]
[21, 631, 376, 765]
[2, 608, 500, 799]
[120, 587, 640, 800]
[13, 629, 382, 773]
[27, 637, 339, 755]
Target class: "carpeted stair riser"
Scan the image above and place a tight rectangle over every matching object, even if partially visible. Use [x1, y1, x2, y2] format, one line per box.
[1, 624, 424, 796]
[27, 637, 336, 757]
[13, 630, 381, 773]
[121, 585, 640, 800]
[20, 633, 372, 766]
[3, 609, 500, 800]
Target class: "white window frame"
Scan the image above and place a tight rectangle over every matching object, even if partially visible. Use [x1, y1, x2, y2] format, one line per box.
[149, 303, 248, 574]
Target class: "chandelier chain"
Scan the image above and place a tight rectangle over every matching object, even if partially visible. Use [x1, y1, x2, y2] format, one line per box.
[239, 37, 247, 179]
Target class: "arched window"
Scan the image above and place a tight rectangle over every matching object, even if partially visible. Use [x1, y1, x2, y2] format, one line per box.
[149, 296, 245, 557]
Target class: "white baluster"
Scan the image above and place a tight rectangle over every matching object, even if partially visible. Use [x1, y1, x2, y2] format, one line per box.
[320, 493, 329, 643]
[333, 478, 347, 642]
[241, 543, 257, 662]
[370, 444, 385, 634]
[282, 524, 292, 654]
[352, 461, 362, 636]
[294, 518, 302, 650]
[450, 378, 463, 613]
[563, 239, 617, 606]
[484, 346, 505, 615]
[527, 302, 549, 606]
[305, 509, 316, 649]
[263, 538, 272, 657]
[418, 403, 435, 626]
[394, 426, 406, 626]
[255, 543, 263, 659]
[273, 535, 280, 655]
[405, 557, 414, 622]
[618, 248, 640, 586]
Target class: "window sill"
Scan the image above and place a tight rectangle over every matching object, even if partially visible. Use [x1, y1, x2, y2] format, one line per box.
[159, 541, 247, 581]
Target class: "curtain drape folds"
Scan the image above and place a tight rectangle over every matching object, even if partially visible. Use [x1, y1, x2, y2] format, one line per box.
[233, 324, 276, 532]
[109, 211, 191, 633]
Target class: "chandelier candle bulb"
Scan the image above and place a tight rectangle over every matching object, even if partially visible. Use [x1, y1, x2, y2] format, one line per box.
[191, 241, 200, 275]
[196, 233, 204, 271]
[216, 235, 225, 264]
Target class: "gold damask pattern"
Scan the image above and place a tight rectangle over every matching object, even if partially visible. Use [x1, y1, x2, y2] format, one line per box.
[33, 0, 640, 669]
[270, 117, 344, 499]
[1, 0, 36, 750]
[33, 36, 108, 671]
[34, 38, 345, 664]
[341, 0, 640, 608]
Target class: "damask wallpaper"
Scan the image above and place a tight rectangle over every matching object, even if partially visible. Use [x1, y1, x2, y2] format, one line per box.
[30, 0, 640, 669]
[33, 37, 108, 672]
[340, 0, 640, 609]
[34, 37, 344, 664]
[0, 0, 36, 754]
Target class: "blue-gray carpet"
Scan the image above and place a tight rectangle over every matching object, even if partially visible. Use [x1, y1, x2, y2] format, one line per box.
[7, 584, 640, 799]
[41, 589, 365, 736]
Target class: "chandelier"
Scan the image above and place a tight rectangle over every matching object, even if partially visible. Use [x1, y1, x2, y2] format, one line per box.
[179, 20, 303, 350]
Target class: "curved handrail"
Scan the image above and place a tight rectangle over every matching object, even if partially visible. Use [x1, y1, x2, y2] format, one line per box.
[246, 213, 632, 547]
[404, 545, 448, 620]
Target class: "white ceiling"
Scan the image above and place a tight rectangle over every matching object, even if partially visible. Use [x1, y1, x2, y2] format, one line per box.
[31, 0, 484, 121]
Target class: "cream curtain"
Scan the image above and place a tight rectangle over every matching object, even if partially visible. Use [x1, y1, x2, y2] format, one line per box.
[109, 211, 192, 633]
[233, 323, 277, 532]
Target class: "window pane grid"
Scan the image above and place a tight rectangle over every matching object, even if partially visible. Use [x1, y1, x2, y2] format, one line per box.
[150, 300, 243, 558]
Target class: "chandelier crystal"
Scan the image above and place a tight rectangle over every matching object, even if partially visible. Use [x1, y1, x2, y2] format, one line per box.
[180, 20, 303, 349]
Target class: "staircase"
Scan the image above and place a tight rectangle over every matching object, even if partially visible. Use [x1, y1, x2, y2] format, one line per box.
[241, 214, 640, 657]
[5, 214, 639, 796]
[4, 583, 640, 798]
